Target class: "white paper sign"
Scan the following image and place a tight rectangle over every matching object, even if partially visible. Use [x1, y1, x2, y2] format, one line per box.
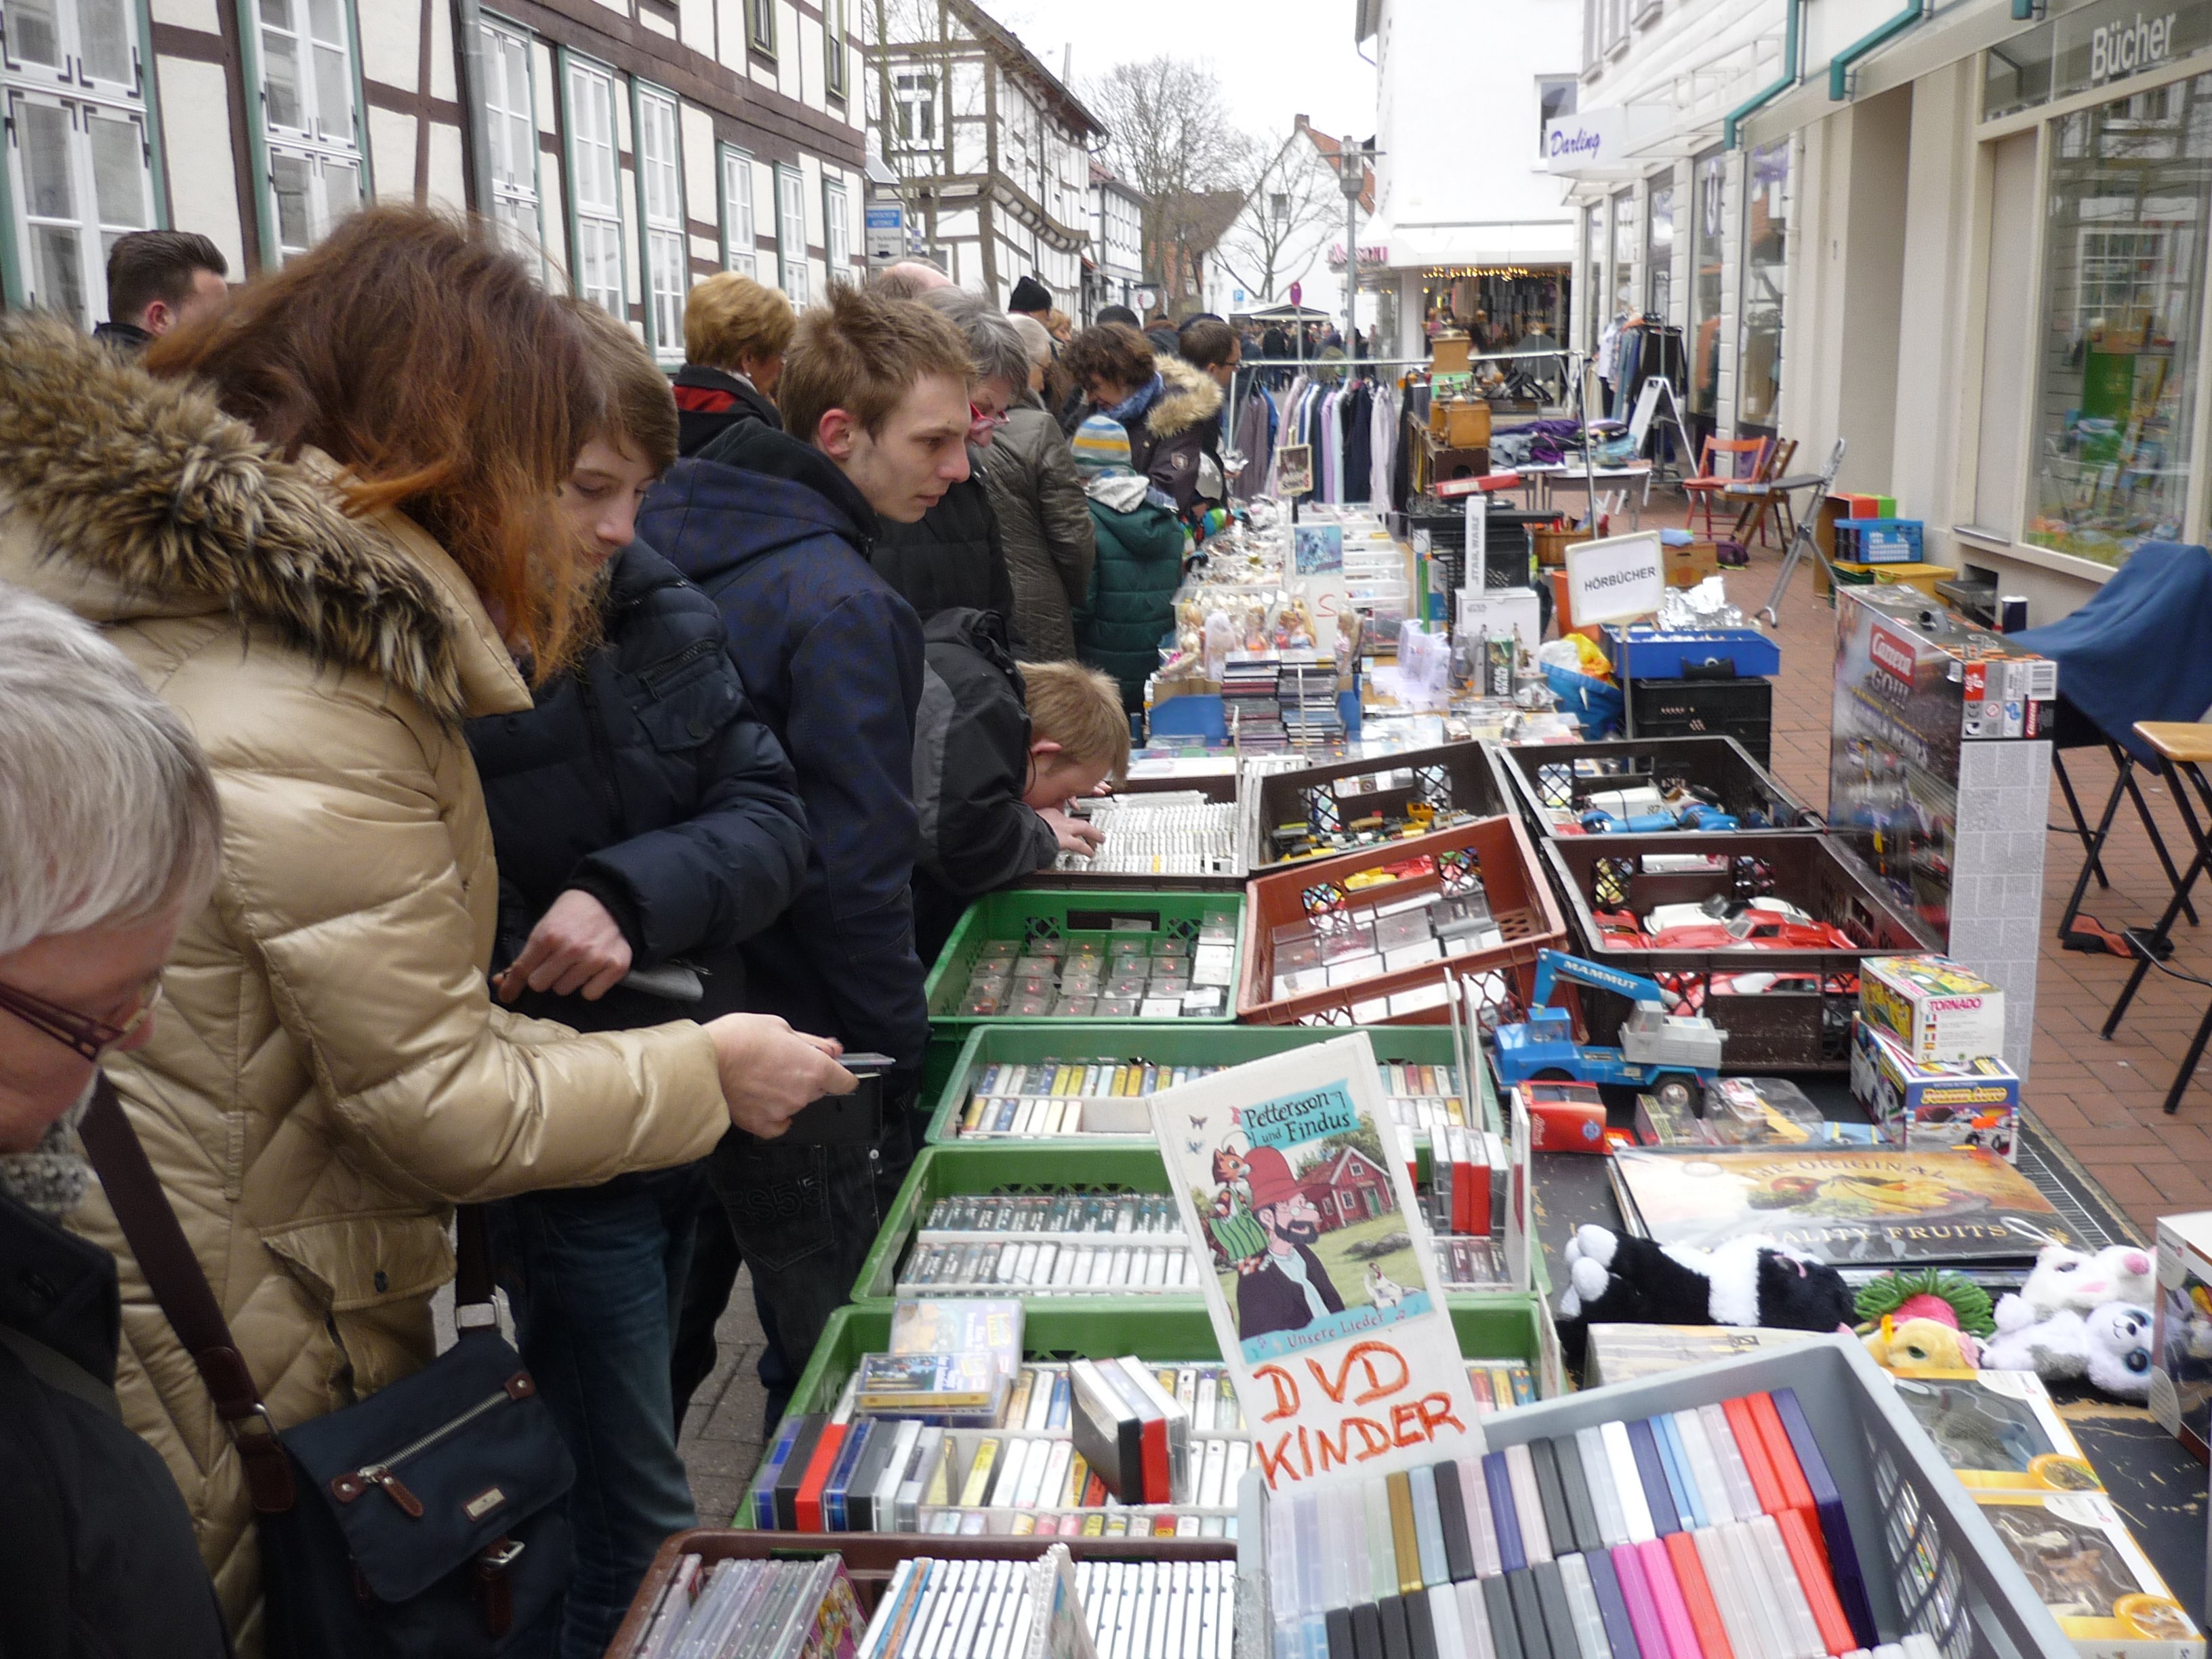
[1565, 530, 1665, 626]
[1149, 1034, 1486, 1491]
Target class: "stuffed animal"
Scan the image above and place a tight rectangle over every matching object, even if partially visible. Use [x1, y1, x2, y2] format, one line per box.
[1855, 1267, 1996, 1339]
[1557, 1225, 1856, 1336]
[1981, 1244, 2158, 1391]
[2081, 1303, 2156, 1401]
[1862, 1315, 1981, 1372]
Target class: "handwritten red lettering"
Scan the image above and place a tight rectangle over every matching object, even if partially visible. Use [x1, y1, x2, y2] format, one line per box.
[1254, 1431, 1301, 1487]
[1251, 1364, 1300, 1422]
[1349, 1418, 1395, 1462]
[1415, 1395, 1465, 1439]
[1305, 1340, 1412, 1407]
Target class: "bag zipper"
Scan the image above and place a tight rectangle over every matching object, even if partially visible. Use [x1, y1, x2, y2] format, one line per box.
[342, 1386, 514, 1518]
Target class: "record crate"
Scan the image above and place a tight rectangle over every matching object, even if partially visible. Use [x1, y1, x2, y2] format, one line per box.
[1492, 734, 1818, 841]
[1240, 1335, 2076, 1659]
[925, 1022, 1482, 1147]
[1236, 815, 1565, 1028]
[1248, 739, 1515, 872]
[924, 890, 1246, 1033]
[1540, 831, 1938, 1069]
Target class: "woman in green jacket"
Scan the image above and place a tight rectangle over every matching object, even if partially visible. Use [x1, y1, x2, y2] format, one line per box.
[1071, 414, 1187, 713]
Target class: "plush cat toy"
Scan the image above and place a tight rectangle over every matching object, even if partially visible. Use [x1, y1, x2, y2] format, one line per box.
[1556, 1225, 1856, 1373]
[1979, 1243, 2156, 1392]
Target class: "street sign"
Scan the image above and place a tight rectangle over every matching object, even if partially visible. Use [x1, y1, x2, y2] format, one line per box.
[1289, 281, 1303, 306]
[864, 201, 903, 264]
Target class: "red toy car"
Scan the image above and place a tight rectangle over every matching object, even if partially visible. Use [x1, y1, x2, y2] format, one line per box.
[1641, 900, 1858, 951]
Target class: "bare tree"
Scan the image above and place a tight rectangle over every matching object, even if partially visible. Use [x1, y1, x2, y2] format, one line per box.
[1087, 56, 1250, 315]
[1213, 129, 1338, 307]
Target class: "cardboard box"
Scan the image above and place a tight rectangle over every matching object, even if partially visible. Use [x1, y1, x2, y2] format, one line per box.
[1860, 954, 2005, 1064]
[2151, 1210, 2212, 1464]
[1849, 1017, 2020, 1160]
[1663, 540, 1719, 588]
[1884, 1368, 2101, 1492]
[1443, 401, 1491, 449]
[1975, 1491, 2205, 1656]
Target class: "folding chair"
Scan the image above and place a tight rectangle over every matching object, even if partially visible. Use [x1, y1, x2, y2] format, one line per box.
[2049, 698, 2197, 952]
[1729, 437, 1799, 550]
[1681, 436, 1769, 539]
[2102, 722, 2212, 1112]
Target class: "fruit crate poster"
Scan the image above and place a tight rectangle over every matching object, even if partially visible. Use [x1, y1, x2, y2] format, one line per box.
[1149, 1033, 1485, 1492]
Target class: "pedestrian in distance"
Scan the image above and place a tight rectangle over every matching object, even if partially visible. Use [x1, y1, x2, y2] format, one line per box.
[671, 270, 795, 455]
[92, 228, 228, 352]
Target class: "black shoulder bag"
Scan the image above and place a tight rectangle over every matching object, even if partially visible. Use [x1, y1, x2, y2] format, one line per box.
[81, 1078, 576, 1658]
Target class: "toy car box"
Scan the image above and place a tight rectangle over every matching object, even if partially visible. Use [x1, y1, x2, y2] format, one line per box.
[1860, 952, 2006, 1065]
[2150, 1209, 2212, 1465]
[1849, 1015, 2021, 1161]
[1973, 1490, 2205, 1656]
[1883, 1368, 2101, 1493]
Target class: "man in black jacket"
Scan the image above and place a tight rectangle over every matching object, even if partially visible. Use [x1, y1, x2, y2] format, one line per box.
[468, 310, 815, 1659]
[670, 270, 795, 456]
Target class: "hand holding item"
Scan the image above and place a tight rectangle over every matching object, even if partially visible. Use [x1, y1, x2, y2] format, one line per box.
[702, 1012, 855, 1138]
[495, 888, 632, 1002]
[1040, 806, 1105, 857]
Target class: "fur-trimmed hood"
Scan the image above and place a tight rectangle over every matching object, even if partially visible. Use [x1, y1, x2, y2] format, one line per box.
[1145, 354, 1225, 440]
[0, 314, 520, 724]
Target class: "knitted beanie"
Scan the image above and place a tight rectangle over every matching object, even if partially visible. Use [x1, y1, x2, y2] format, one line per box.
[1008, 274, 1052, 314]
[1071, 414, 1133, 479]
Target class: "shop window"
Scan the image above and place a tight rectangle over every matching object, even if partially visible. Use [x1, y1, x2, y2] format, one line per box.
[1689, 150, 1725, 416]
[776, 163, 809, 307]
[562, 54, 624, 319]
[1610, 191, 1637, 323]
[1974, 130, 2038, 538]
[824, 177, 849, 281]
[721, 144, 756, 279]
[1646, 178, 1675, 321]
[1538, 75, 1577, 160]
[1738, 139, 1790, 434]
[2026, 73, 2212, 563]
[634, 85, 683, 361]
[478, 16, 539, 249]
[253, 0, 365, 262]
[2, 0, 157, 325]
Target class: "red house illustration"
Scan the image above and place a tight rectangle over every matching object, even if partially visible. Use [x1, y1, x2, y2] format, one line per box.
[1298, 1147, 1391, 1231]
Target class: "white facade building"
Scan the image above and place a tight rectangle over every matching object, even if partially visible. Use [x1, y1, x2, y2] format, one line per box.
[1357, 0, 1581, 358]
[1087, 161, 1146, 321]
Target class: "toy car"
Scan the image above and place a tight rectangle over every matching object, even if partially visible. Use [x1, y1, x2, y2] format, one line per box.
[1490, 951, 1725, 1109]
[1639, 896, 1857, 951]
[1576, 802, 1740, 834]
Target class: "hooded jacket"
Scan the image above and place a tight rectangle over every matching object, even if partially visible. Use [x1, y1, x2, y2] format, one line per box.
[672, 363, 782, 457]
[910, 608, 1059, 962]
[0, 317, 729, 1647]
[869, 448, 1021, 645]
[465, 541, 808, 1031]
[981, 392, 1096, 662]
[1076, 482, 1187, 713]
[638, 422, 930, 1076]
[1120, 354, 1226, 512]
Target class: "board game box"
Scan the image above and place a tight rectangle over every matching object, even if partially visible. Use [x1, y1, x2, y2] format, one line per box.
[1974, 1491, 2204, 1656]
[2150, 1210, 2212, 1464]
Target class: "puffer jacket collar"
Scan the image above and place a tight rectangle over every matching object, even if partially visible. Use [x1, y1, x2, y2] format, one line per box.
[0, 314, 523, 724]
[1147, 354, 1223, 440]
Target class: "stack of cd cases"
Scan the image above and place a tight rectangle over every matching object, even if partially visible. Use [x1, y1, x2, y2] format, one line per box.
[624, 1553, 862, 1659]
[857, 1555, 1235, 1659]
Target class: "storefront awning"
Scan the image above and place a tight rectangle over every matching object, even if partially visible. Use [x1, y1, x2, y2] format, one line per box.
[1544, 105, 1671, 179]
[1357, 213, 1576, 272]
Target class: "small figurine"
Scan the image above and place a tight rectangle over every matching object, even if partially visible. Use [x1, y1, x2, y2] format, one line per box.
[1275, 597, 1315, 652]
[1243, 600, 1270, 655]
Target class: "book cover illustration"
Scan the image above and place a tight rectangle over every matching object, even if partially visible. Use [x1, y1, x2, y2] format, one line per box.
[1608, 1146, 2068, 1266]
[1150, 1032, 1485, 1491]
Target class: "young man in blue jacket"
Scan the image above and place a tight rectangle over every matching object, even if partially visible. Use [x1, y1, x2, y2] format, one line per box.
[640, 284, 975, 1418]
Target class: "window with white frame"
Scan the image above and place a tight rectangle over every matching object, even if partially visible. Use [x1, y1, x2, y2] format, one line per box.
[564, 56, 623, 317]
[823, 0, 846, 98]
[895, 72, 935, 146]
[746, 0, 774, 56]
[635, 85, 684, 359]
[254, 0, 364, 260]
[824, 178, 848, 280]
[478, 16, 539, 246]
[776, 165, 808, 306]
[721, 144, 757, 279]
[2, 0, 158, 325]
[1537, 76, 1576, 159]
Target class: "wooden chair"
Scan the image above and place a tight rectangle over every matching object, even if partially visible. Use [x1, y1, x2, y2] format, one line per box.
[1729, 437, 1799, 549]
[1680, 436, 1769, 539]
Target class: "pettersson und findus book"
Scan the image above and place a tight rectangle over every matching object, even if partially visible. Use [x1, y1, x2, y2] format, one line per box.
[1608, 1145, 2068, 1267]
[1149, 1032, 1484, 1491]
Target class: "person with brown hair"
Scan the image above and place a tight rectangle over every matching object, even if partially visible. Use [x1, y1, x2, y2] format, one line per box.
[464, 303, 809, 1659]
[94, 228, 228, 351]
[1063, 319, 1226, 512]
[0, 205, 853, 1647]
[672, 270, 796, 454]
[641, 283, 971, 1419]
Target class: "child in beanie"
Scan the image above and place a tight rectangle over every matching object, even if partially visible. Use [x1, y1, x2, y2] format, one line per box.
[1071, 413, 1187, 713]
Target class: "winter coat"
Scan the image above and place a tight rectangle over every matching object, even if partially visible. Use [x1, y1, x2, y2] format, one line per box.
[639, 421, 931, 1076]
[869, 451, 1021, 646]
[1121, 354, 1225, 512]
[1076, 487, 1187, 712]
[911, 609, 1059, 962]
[672, 363, 781, 457]
[981, 394, 1095, 661]
[0, 317, 729, 1648]
[464, 541, 808, 1032]
[0, 1188, 232, 1659]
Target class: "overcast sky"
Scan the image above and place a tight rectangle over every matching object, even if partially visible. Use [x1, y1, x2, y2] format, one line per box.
[983, 0, 1380, 150]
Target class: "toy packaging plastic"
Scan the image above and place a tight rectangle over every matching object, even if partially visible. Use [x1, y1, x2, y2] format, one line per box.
[1883, 1368, 2102, 1493]
[1848, 1015, 2021, 1161]
[1973, 1491, 2205, 1654]
[2150, 1210, 2212, 1464]
[1859, 954, 2006, 1065]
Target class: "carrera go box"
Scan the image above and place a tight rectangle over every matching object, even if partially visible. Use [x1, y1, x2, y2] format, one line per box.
[1974, 1491, 2206, 1656]
[1850, 1015, 2020, 1161]
[1860, 953, 2005, 1065]
[2150, 1210, 2212, 1465]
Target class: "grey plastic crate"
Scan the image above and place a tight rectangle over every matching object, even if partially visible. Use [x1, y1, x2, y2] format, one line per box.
[1237, 1334, 2072, 1659]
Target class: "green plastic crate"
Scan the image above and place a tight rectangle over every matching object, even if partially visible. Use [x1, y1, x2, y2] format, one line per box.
[926, 1021, 1494, 1147]
[924, 890, 1246, 1031]
[783, 1297, 1546, 1425]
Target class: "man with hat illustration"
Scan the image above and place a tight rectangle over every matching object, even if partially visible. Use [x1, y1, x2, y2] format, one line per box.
[1237, 1145, 1347, 1340]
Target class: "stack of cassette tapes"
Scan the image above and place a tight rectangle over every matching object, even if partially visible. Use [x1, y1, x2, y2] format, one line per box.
[857, 1556, 1237, 1659]
[896, 1195, 1199, 1296]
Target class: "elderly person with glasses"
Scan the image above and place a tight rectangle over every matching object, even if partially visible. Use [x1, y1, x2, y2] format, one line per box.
[0, 582, 232, 1659]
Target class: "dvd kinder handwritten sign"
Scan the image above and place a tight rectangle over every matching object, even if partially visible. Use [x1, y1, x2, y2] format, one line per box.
[1149, 1033, 1486, 1489]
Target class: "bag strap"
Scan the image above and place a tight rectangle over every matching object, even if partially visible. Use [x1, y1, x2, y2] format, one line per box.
[79, 1076, 298, 1513]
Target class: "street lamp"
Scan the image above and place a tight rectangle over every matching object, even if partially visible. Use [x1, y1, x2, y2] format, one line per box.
[1334, 134, 1379, 353]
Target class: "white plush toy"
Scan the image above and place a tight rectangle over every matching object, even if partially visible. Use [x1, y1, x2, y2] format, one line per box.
[1980, 1243, 2156, 1387]
[2081, 1303, 2156, 1401]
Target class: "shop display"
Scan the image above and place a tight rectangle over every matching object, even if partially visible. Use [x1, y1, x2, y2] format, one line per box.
[1859, 954, 2007, 1065]
[623, 1553, 862, 1659]
[897, 1241, 1200, 1296]
[1498, 735, 1817, 842]
[2150, 1210, 2212, 1462]
[861, 1553, 1236, 1659]
[1975, 1492, 2203, 1652]
[1254, 739, 1511, 870]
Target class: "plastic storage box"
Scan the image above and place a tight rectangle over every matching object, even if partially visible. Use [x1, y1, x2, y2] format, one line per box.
[1600, 625, 1782, 680]
[1493, 735, 1815, 840]
[1250, 739, 1515, 871]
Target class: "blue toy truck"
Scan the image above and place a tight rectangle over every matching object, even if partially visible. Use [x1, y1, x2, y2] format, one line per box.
[1492, 949, 1726, 1109]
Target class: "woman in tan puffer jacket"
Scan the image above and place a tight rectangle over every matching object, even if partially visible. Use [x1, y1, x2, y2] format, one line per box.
[0, 208, 853, 1652]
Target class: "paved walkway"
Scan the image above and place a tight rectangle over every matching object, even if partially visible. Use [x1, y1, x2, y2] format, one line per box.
[678, 1267, 771, 1526]
[1734, 518, 2212, 1232]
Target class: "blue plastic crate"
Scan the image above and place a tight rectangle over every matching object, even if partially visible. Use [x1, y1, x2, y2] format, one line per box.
[1838, 518, 1924, 565]
[1600, 625, 1782, 680]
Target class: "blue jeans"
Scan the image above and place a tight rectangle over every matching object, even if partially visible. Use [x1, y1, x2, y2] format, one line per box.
[486, 1164, 705, 1659]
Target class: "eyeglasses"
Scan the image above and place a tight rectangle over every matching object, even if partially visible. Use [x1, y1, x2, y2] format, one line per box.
[0, 974, 163, 1062]
[968, 404, 1010, 429]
